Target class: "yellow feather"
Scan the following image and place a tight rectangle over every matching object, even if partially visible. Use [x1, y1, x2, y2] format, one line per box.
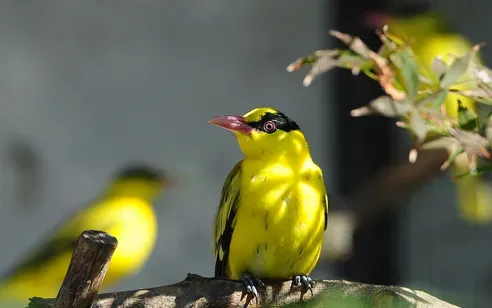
[212, 107, 328, 281]
[0, 167, 166, 304]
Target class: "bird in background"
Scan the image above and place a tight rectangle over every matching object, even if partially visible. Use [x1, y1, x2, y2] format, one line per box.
[0, 163, 170, 303]
[209, 107, 328, 299]
[364, 4, 492, 224]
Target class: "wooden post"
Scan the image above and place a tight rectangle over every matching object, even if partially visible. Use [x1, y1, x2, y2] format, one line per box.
[54, 230, 118, 308]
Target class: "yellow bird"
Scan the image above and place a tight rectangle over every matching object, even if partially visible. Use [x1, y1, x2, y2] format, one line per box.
[209, 107, 328, 298]
[366, 6, 492, 223]
[0, 163, 169, 303]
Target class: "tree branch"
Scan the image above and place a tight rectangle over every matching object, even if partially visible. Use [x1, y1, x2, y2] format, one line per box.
[29, 273, 459, 308]
[54, 230, 118, 308]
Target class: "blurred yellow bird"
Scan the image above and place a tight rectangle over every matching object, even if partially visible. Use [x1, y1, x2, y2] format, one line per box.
[366, 5, 492, 223]
[0, 163, 169, 303]
[209, 107, 328, 298]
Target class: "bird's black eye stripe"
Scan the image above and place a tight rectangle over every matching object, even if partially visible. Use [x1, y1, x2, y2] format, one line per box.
[246, 112, 300, 133]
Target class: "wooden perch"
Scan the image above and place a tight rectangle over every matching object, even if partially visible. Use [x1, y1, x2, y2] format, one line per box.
[54, 230, 118, 308]
[30, 273, 459, 308]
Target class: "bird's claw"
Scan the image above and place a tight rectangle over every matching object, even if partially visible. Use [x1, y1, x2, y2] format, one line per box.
[241, 273, 264, 302]
[292, 274, 315, 295]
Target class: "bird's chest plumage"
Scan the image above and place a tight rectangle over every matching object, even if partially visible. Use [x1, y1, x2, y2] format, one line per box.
[227, 160, 325, 280]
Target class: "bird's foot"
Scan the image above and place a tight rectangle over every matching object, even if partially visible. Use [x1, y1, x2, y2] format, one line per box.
[292, 274, 315, 295]
[241, 272, 264, 303]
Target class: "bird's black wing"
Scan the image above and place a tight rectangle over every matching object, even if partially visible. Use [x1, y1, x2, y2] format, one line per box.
[213, 161, 242, 278]
[315, 169, 329, 231]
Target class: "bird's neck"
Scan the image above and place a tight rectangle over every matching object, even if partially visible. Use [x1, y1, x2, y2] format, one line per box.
[245, 134, 314, 167]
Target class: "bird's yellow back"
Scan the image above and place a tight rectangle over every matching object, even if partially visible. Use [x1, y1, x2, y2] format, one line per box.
[0, 196, 157, 300]
[0, 166, 166, 303]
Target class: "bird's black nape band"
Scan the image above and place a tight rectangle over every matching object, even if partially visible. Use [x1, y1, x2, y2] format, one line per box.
[114, 163, 166, 181]
[246, 111, 300, 133]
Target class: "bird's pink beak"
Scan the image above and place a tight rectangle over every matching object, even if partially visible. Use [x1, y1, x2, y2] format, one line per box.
[363, 11, 392, 29]
[208, 115, 253, 135]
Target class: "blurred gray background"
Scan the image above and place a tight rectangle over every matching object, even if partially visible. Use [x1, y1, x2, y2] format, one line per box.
[1, 0, 492, 307]
[0, 0, 335, 296]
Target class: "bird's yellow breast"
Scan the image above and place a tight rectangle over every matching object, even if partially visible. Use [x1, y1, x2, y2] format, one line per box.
[227, 158, 326, 280]
[0, 197, 157, 301]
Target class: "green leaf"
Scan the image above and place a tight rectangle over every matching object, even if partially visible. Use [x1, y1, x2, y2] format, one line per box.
[27, 297, 52, 308]
[469, 62, 492, 88]
[389, 52, 403, 69]
[336, 51, 374, 74]
[485, 112, 492, 140]
[453, 162, 492, 179]
[440, 50, 474, 88]
[471, 165, 492, 175]
[441, 146, 465, 170]
[421, 136, 458, 150]
[457, 101, 479, 131]
[431, 56, 447, 80]
[418, 89, 448, 108]
[409, 109, 428, 142]
[369, 96, 412, 117]
[450, 128, 490, 157]
[450, 88, 492, 105]
[351, 96, 412, 118]
[418, 74, 435, 85]
[399, 50, 420, 100]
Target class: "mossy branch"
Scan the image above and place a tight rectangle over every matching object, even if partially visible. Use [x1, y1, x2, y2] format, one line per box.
[28, 274, 459, 308]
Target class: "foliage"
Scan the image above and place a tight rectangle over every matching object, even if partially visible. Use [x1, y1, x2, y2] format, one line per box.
[287, 27, 492, 177]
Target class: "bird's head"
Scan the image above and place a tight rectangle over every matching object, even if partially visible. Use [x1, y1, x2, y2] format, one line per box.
[106, 163, 170, 201]
[364, 3, 448, 43]
[209, 107, 309, 159]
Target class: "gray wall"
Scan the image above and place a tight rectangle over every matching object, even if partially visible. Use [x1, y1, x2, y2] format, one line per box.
[0, 0, 334, 298]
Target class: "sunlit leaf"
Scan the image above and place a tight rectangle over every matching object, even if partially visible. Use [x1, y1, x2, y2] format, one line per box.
[441, 145, 465, 171]
[376, 29, 398, 57]
[457, 101, 479, 131]
[453, 164, 492, 179]
[370, 53, 406, 100]
[302, 53, 339, 86]
[350, 96, 411, 117]
[336, 51, 374, 75]
[330, 30, 373, 59]
[389, 52, 403, 69]
[421, 136, 458, 150]
[450, 88, 492, 105]
[440, 51, 473, 88]
[399, 50, 420, 100]
[440, 43, 483, 88]
[469, 62, 492, 88]
[431, 56, 447, 80]
[418, 89, 448, 108]
[409, 110, 428, 142]
[450, 128, 491, 158]
[418, 74, 435, 85]
[383, 28, 408, 47]
[485, 112, 492, 140]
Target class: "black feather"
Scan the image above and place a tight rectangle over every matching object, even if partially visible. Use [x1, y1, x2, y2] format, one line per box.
[214, 162, 242, 278]
[246, 111, 300, 133]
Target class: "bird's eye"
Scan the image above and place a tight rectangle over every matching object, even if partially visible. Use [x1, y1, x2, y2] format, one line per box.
[263, 121, 276, 133]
